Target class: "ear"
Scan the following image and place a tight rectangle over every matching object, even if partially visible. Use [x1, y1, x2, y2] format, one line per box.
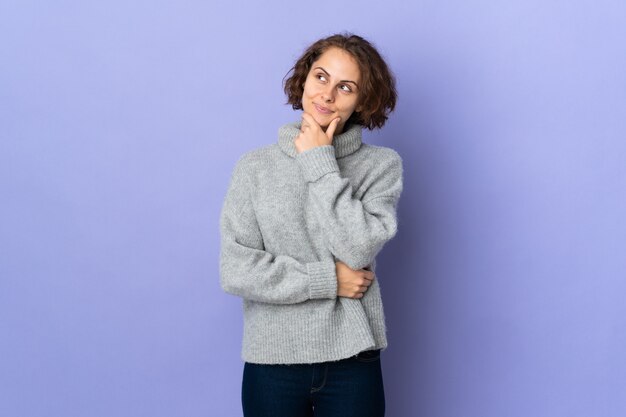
[355, 99, 363, 112]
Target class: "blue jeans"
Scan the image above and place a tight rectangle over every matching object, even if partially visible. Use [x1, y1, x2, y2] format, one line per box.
[242, 349, 385, 417]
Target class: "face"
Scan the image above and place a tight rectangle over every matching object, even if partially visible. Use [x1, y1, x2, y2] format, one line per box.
[301, 47, 362, 135]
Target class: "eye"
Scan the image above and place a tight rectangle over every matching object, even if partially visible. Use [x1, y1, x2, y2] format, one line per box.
[316, 74, 327, 82]
[339, 84, 352, 93]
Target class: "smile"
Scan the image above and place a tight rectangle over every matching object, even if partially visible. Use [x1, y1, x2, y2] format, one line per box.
[314, 103, 334, 115]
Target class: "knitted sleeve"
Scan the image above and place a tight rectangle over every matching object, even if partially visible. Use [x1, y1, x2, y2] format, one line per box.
[219, 154, 338, 304]
[295, 146, 403, 271]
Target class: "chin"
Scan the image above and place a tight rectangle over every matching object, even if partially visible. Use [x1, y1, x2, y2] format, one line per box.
[318, 118, 330, 127]
[302, 104, 332, 129]
[311, 114, 329, 128]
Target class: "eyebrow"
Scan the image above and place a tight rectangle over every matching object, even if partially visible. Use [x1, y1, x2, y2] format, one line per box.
[314, 66, 359, 88]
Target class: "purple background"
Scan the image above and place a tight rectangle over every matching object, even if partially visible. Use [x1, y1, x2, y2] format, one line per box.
[1, 1, 625, 416]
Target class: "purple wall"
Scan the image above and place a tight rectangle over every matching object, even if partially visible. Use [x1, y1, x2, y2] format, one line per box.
[1, 1, 625, 416]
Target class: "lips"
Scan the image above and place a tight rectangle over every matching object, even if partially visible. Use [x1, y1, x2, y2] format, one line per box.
[314, 103, 333, 115]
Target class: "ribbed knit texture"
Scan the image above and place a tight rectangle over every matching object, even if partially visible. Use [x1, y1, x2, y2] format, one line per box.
[219, 120, 404, 364]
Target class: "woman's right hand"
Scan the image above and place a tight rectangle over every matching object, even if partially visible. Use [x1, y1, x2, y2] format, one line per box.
[335, 261, 374, 299]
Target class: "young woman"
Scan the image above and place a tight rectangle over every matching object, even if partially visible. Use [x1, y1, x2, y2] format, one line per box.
[220, 32, 402, 417]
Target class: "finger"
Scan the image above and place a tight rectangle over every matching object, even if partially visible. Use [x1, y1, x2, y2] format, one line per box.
[325, 117, 341, 140]
[301, 112, 319, 129]
[362, 271, 374, 280]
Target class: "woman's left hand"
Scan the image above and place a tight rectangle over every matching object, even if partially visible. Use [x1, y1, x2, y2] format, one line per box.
[294, 112, 341, 154]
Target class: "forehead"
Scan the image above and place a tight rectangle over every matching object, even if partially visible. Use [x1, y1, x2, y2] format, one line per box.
[312, 47, 361, 80]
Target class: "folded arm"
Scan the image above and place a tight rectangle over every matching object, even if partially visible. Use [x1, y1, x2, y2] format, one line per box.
[219, 154, 337, 304]
[295, 146, 403, 271]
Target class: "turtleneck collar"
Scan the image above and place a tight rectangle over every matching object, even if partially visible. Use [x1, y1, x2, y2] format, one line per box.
[278, 120, 363, 158]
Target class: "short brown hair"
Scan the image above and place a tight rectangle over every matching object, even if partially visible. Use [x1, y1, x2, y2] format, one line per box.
[283, 33, 397, 130]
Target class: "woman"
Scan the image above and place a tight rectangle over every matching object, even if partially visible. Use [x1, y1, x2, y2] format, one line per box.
[220, 33, 402, 417]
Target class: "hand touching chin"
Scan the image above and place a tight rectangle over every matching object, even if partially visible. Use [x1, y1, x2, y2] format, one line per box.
[312, 115, 330, 131]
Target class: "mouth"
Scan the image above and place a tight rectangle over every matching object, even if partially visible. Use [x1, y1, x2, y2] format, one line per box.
[313, 103, 334, 115]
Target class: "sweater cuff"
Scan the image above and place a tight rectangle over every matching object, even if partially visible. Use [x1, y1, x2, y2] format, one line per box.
[307, 260, 337, 300]
[295, 145, 340, 182]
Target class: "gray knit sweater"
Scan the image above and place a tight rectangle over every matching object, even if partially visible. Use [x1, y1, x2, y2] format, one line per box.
[219, 120, 403, 364]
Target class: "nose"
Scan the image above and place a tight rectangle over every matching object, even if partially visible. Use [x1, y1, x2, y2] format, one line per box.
[321, 85, 335, 102]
